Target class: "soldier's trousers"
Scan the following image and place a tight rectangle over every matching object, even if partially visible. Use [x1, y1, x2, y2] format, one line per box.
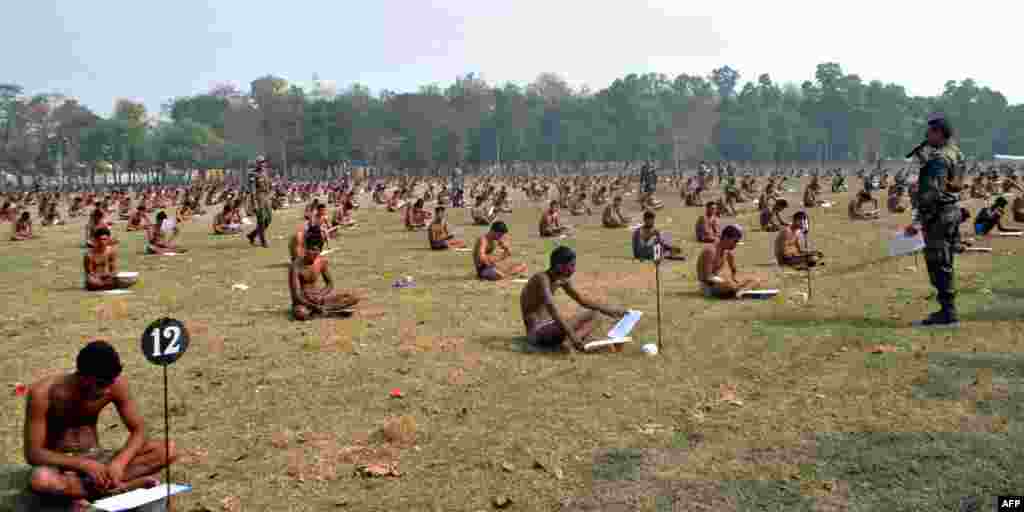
[923, 207, 960, 312]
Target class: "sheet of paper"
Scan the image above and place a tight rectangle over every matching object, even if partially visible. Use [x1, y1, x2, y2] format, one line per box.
[91, 484, 191, 511]
[999, 231, 1023, 237]
[101, 289, 133, 295]
[889, 233, 925, 257]
[161, 218, 175, 232]
[607, 310, 642, 339]
[510, 278, 529, 284]
[738, 289, 780, 298]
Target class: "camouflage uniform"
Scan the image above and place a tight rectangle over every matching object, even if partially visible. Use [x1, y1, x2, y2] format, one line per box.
[247, 169, 273, 247]
[912, 134, 964, 322]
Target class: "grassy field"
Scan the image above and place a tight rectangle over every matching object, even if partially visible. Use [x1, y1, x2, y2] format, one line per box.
[1, 181, 1022, 511]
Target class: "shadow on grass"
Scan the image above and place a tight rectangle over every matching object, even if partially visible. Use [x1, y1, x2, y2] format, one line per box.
[749, 313, 904, 330]
[475, 334, 567, 357]
[264, 262, 291, 269]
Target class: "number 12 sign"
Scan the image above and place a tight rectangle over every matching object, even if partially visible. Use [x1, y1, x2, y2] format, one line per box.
[141, 318, 190, 366]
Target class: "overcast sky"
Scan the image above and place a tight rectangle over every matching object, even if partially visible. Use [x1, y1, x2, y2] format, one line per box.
[4, 0, 1017, 117]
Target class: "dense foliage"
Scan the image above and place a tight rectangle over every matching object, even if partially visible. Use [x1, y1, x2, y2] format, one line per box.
[2, 63, 1022, 184]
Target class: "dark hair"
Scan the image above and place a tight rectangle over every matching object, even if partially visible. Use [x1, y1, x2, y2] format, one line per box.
[435, 206, 445, 214]
[774, 199, 788, 209]
[643, 210, 655, 220]
[722, 224, 743, 240]
[77, 340, 123, 382]
[155, 211, 167, 223]
[706, 202, 717, 209]
[93, 227, 111, 238]
[793, 210, 808, 221]
[491, 221, 508, 234]
[995, 197, 1008, 208]
[550, 246, 576, 267]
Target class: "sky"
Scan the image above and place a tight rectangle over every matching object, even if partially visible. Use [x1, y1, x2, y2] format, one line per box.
[4, 0, 1019, 118]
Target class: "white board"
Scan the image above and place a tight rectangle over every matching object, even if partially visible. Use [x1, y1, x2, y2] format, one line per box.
[510, 278, 529, 284]
[116, 272, 139, 278]
[584, 337, 632, 351]
[100, 289, 133, 295]
[999, 231, 1023, 237]
[608, 310, 643, 339]
[889, 233, 925, 257]
[737, 289, 780, 299]
[965, 247, 992, 252]
[91, 483, 191, 511]
[454, 248, 471, 252]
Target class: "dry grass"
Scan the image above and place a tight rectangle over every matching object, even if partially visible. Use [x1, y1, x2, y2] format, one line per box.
[1, 181, 1023, 510]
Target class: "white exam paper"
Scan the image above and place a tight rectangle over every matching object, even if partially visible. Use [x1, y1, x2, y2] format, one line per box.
[607, 310, 642, 339]
[91, 484, 191, 511]
[889, 233, 925, 257]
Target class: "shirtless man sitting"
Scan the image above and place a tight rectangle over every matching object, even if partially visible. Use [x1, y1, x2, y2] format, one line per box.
[569, 193, 593, 216]
[290, 227, 361, 321]
[539, 201, 572, 237]
[428, 206, 466, 250]
[473, 221, 527, 281]
[696, 224, 763, 299]
[470, 195, 496, 226]
[602, 196, 631, 228]
[520, 246, 627, 352]
[759, 199, 789, 232]
[695, 202, 721, 243]
[11, 211, 35, 241]
[84, 228, 138, 291]
[849, 191, 880, 220]
[25, 341, 176, 509]
[212, 204, 242, 235]
[405, 198, 432, 230]
[774, 211, 824, 268]
[632, 210, 685, 261]
[146, 212, 187, 255]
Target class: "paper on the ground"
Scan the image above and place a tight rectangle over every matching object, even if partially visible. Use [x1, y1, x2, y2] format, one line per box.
[738, 289, 780, 299]
[161, 252, 179, 256]
[965, 247, 992, 252]
[91, 483, 191, 511]
[232, 283, 249, 291]
[100, 289, 133, 295]
[584, 337, 632, 351]
[116, 272, 139, 278]
[607, 310, 643, 339]
[510, 278, 529, 284]
[454, 248, 471, 252]
[889, 233, 925, 257]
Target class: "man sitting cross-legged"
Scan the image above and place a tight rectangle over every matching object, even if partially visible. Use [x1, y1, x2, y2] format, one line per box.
[428, 206, 466, 250]
[759, 199, 789, 232]
[774, 211, 824, 269]
[25, 341, 177, 511]
[539, 201, 572, 237]
[290, 226, 361, 321]
[696, 224, 764, 299]
[602, 196, 632, 228]
[849, 191, 880, 220]
[520, 246, 627, 352]
[633, 210, 685, 261]
[84, 228, 138, 291]
[473, 221, 527, 281]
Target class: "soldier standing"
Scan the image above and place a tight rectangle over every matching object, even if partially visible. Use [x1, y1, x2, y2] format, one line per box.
[246, 156, 273, 248]
[906, 113, 964, 327]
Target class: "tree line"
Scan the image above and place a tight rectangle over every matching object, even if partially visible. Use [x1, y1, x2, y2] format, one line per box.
[1, 62, 1022, 186]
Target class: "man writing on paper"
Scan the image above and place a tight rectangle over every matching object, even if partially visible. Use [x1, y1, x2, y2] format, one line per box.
[774, 211, 824, 269]
[520, 246, 627, 352]
[24, 341, 177, 508]
[696, 224, 763, 298]
[906, 113, 964, 327]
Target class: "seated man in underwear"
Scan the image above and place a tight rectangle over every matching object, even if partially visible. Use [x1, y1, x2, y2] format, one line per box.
[11, 211, 35, 240]
[569, 193, 593, 216]
[146, 211, 187, 254]
[331, 198, 357, 231]
[803, 182, 820, 208]
[602, 196, 632, 228]
[759, 199, 789, 232]
[68, 197, 84, 218]
[290, 227, 361, 321]
[428, 206, 466, 250]
[974, 197, 1021, 236]
[774, 211, 824, 268]
[25, 341, 176, 509]
[473, 221, 527, 281]
[696, 224, 763, 299]
[887, 187, 908, 213]
[212, 203, 243, 235]
[520, 246, 628, 352]
[640, 191, 664, 211]
[695, 202, 721, 243]
[470, 195, 496, 225]
[405, 198, 432, 230]
[125, 206, 149, 232]
[539, 201, 572, 237]
[633, 210, 685, 261]
[84, 228, 138, 291]
[848, 191, 880, 220]
[42, 202, 65, 227]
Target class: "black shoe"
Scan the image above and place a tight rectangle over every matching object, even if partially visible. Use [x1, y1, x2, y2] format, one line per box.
[912, 311, 960, 328]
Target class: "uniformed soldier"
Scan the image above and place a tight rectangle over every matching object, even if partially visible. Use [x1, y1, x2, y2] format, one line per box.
[906, 113, 964, 327]
[246, 156, 273, 247]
